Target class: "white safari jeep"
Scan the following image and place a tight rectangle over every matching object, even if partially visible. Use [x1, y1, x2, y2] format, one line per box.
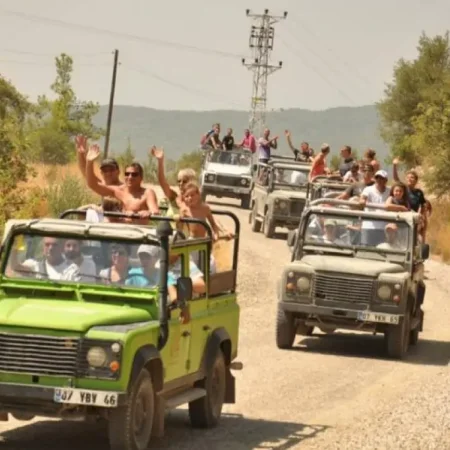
[200, 149, 254, 209]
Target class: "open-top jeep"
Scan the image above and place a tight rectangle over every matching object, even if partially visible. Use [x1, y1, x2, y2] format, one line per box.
[0, 210, 241, 450]
[277, 199, 429, 359]
[200, 148, 254, 209]
[250, 160, 310, 238]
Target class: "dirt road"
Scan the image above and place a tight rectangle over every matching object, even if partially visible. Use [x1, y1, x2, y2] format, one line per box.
[0, 197, 449, 450]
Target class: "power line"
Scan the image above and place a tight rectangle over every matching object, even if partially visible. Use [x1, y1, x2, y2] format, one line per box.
[123, 64, 247, 110]
[0, 59, 110, 67]
[0, 48, 111, 58]
[278, 36, 357, 106]
[242, 9, 287, 137]
[286, 10, 372, 88]
[0, 9, 244, 60]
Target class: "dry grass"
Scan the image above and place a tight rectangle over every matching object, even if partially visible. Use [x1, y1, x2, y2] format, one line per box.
[426, 198, 450, 262]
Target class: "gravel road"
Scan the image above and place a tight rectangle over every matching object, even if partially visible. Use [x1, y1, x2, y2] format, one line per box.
[0, 195, 449, 450]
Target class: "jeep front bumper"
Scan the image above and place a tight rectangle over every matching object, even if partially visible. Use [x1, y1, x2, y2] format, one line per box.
[0, 383, 128, 413]
[279, 302, 403, 326]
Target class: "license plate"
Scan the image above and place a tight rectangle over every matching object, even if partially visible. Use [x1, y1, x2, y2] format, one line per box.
[54, 388, 118, 408]
[357, 311, 400, 325]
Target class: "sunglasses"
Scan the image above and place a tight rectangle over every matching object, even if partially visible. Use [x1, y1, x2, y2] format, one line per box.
[112, 249, 127, 256]
[101, 166, 117, 173]
[124, 171, 139, 178]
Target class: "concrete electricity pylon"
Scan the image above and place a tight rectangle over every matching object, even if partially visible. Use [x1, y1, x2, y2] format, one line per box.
[242, 9, 287, 138]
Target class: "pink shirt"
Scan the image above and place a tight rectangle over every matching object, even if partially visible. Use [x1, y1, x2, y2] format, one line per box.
[241, 135, 256, 153]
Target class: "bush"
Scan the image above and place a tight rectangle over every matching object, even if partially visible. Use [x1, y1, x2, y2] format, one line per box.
[44, 173, 98, 217]
[426, 199, 450, 262]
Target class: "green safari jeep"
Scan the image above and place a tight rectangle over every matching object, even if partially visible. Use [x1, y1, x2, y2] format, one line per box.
[0, 210, 241, 450]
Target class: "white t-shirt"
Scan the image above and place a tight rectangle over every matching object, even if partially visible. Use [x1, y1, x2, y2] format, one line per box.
[22, 259, 80, 281]
[361, 185, 390, 230]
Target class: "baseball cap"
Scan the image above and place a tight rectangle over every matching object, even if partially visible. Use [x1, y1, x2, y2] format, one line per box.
[137, 244, 160, 257]
[375, 169, 388, 179]
[100, 158, 119, 170]
[324, 219, 337, 227]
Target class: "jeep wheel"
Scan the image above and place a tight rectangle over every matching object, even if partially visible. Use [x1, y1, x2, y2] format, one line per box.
[409, 308, 422, 346]
[297, 321, 314, 336]
[108, 369, 155, 450]
[276, 305, 296, 349]
[250, 205, 262, 232]
[385, 310, 411, 359]
[263, 214, 275, 238]
[241, 194, 251, 210]
[189, 349, 226, 428]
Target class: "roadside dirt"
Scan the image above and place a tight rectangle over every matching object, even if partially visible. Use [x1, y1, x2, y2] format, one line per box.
[0, 194, 449, 450]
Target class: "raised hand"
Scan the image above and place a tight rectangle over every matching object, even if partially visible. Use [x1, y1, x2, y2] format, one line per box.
[150, 146, 164, 160]
[75, 135, 87, 154]
[393, 157, 400, 165]
[284, 129, 291, 137]
[86, 144, 101, 161]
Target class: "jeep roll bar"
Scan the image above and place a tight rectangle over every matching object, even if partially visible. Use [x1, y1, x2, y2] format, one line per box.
[59, 208, 241, 273]
[310, 175, 343, 183]
[308, 198, 391, 210]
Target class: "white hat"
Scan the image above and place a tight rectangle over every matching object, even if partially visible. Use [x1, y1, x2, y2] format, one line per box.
[375, 169, 388, 179]
[137, 244, 160, 257]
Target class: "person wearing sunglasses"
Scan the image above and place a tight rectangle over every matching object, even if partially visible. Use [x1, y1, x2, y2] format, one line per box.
[99, 244, 132, 285]
[85, 144, 159, 224]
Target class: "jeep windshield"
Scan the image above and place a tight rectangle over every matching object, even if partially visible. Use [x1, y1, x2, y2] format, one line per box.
[302, 211, 410, 262]
[206, 149, 252, 166]
[272, 165, 309, 190]
[2, 232, 162, 289]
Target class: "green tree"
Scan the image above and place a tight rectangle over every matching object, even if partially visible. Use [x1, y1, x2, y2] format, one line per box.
[30, 53, 104, 164]
[114, 137, 136, 169]
[0, 76, 34, 231]
[377, 32, 450, 167]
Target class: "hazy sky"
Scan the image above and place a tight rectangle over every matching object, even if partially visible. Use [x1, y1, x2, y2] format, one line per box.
[0, 0, 449, 111]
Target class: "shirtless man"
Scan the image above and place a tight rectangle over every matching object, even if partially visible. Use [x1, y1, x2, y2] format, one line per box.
[85, 144, 159, 224]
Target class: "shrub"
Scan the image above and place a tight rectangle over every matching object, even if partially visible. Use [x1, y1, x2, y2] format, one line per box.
[426, 198, 450, 262]
[44, 173, 98, 217]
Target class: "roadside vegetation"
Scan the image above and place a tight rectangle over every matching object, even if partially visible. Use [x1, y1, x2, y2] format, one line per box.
[2, 34, 450, 260]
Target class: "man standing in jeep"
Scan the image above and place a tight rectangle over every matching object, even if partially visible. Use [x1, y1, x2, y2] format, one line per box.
[222, 128, 235, 151]
[338, 164, 375, 200]
[284, 130, 314, 162]
[257, 128, 278, 164]
[338, 145, 355, 177]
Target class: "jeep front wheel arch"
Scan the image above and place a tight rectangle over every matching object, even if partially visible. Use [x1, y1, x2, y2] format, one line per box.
[189, 348, 227, 428]
[108, 368, 155, 450]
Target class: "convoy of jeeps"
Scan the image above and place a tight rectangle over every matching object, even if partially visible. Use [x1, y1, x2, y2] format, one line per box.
[0, 148, 431, 449]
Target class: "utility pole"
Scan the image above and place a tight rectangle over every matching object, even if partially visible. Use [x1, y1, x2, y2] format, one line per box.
[104, 49, 119, 158]
[242, 9, 287, 138]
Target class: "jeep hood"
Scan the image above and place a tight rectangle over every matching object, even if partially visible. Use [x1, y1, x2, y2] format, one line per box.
[301, 255, 404, 276]
[205, 163, 251, 176]
[0, 298, 153, 332]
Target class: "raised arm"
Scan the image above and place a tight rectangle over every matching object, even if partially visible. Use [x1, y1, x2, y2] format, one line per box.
[392, 158, 401, 182]
[85, 145, 117, 197]
[150, 146, 177, 201]
[284, 130, 297, 153]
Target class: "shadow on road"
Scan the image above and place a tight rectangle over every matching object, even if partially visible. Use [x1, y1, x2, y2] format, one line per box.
[295, 332, 450, 366]
[0, 412, 329, 450]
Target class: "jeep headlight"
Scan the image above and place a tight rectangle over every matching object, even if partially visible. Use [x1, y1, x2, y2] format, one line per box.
[377, 285, 392, 301]
[275, 199, 288, 210]
[206, 173, 215, 182]
[240, 178, 249, 186]
[87, 347, 107, 367]
[296, 276, 310, 292]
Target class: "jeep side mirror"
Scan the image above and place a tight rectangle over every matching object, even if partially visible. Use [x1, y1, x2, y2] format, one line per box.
[176, 277, 193, 306]
[420, 243, 430, 260]
[287, 230, 297, 248]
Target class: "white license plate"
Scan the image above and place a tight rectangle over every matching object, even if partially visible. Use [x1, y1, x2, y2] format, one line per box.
[357, 311, 400, 325]
[54, 388, 119, 408]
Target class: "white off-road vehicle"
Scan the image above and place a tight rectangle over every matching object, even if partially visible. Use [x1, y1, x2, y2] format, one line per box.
[200, 149, 254, 209]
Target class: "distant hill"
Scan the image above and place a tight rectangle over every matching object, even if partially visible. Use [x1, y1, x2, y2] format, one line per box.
[92, 105, 389, 163]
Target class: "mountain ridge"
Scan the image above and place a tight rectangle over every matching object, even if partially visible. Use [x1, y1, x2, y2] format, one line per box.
[92, 104, 389, 162]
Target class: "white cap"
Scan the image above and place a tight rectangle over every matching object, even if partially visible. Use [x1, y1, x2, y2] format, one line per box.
[137, 244, 160, 257]
[375, 169, 388, 179]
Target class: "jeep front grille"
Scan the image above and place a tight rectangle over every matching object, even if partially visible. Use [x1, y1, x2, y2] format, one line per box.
[216, 175, 242, 187]
[289, 200, 305, 216]
[0, 333, 79, 377]
[312, 273, 374, 304]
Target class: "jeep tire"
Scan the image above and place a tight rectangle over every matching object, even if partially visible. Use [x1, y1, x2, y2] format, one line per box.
[276, 305, 296, 349]
[385, 309, 411, 359]
[250, 204, 262, 232]
[109, 368, 155, 450]
[241, 194, 251, 210]
[263, 214, 275, 238]
[189, 349, 226, 428]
